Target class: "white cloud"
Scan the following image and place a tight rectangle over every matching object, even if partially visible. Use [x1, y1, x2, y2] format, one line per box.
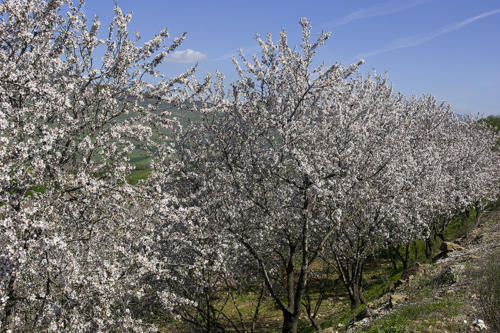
[359, 8, 500, 58]
[328, 0, 430, 27]
[165, 49, 207, 63]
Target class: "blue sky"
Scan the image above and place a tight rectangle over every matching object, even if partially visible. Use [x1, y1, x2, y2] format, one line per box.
[83, 0, 500, 116]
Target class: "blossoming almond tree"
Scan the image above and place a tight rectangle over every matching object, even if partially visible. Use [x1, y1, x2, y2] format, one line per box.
[156, 142, 289, 331]
[324, 95, 461, 308]
[0, 0, 192, 331]
[175, 19, 416, 332]
[323, 95, 500, 309]
[422, 115, 500, 250]
[172, 19, 500, 331]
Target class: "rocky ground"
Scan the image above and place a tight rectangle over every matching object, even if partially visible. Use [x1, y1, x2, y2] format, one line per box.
[322, 205, 500, 333]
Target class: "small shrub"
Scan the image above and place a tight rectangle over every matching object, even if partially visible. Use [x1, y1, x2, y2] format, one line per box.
[472, 250, 500, 331]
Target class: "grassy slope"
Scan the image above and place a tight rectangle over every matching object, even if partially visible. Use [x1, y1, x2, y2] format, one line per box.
[126, 106, 204, 184]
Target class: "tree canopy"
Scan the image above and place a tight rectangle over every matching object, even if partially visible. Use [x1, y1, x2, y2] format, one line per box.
[1, 2, 499, 332]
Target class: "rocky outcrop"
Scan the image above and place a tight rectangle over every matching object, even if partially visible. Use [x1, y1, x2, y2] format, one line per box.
[401, 262, 426, 281]
[433, 241, 465, 262]
[389, 293, 407, 307]
[440, 241, 465, 252]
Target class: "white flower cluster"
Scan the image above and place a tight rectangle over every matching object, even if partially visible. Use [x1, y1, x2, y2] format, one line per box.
[1, 2, 498, 332]
[0, 0, 193, 331]
[171, 18, 500, 330]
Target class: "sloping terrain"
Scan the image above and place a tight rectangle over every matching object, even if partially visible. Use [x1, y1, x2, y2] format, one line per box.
[335, 205, 500, 332]
[159, 205, 500, 332]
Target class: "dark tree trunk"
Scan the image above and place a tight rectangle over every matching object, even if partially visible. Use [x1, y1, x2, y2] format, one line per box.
[238, 230, 314, 333]
[404, 244, 410, 270]
[205, 288, 212, 333]
[282, 312, 299, 333]
[334, 254, 366, 311]
[425, 238, 433, 258]
[303, 287, 323, 332]
[461, 210, 470, 227]
[2, 275, 17, 333]
[413, 241, 418, 261]
[309, 317, 321, 332]
[391, 245, 409, 271]
[250, 283, 265, 333]
[388, 250, 398, 271]
[474, 203, 482, 227]
[347, 268, 366, 310]
[348, 283, 365, 310]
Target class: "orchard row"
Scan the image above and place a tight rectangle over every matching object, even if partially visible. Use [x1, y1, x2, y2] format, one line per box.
[1, 1, 498, 332]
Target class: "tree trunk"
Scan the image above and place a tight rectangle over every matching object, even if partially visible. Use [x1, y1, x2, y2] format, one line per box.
[310, 318, 321, 332]
[304, 312, 321, 333]
[391, 245, 408, 271]
[205, 290, 211, 333]
[303, 290, 322, 332]
[348, 290, 360, 310]
[2, 275, 17, 333]
[389, 250, 398, 271]
[250, 283, 265, 333]
[282, 312, 299, 333]
[348, 283, 365, 310]
[461, 210, 469, 227]
[474, 204, 482, 227]
[425, 238, 433, 259]
[403, 244, 410, 270]
[334, 255, 366, 311]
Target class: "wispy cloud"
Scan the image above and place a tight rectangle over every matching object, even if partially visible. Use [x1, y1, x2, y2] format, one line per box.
[327, 0, 430, 27]
[165, 49, 207, 63]
[359, 8, 500, 58]
[213, 51, 235, 61]
[453, 105, 471, 114]
[214, 45, 261, 61]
